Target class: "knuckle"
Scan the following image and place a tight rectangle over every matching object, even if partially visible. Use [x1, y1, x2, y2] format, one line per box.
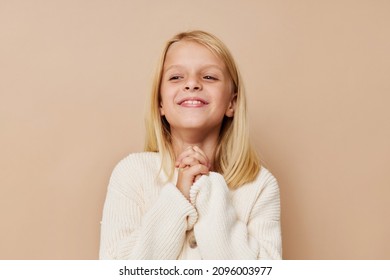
[196, 164, 204, 171]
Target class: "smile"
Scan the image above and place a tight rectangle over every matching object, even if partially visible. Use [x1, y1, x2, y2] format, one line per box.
[182, 100, 204, 105]
[178, 98, 209, 106]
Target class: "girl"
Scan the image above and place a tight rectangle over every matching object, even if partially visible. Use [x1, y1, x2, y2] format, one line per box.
[99, 30, 282, 259]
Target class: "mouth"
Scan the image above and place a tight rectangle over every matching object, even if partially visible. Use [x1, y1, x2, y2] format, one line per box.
[178, 97, 209, 106]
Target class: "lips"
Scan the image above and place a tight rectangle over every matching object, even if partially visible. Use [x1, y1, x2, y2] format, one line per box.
[177, 97, 208, 105]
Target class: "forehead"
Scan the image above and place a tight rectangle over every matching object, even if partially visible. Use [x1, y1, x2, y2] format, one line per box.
[164, 40, 225, 70]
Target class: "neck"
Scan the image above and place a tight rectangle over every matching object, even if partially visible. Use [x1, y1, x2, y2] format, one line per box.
[171, 128, 219, 170]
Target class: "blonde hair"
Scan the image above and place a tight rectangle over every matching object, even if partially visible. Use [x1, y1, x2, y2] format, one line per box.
[144, 30, 260, 189]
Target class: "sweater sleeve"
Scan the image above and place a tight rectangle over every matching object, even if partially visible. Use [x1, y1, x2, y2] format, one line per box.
[189, 170, 282, 260]
[99, 156, 198, 259]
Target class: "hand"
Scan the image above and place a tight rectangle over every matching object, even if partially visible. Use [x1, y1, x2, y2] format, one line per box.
[175, 146, 210, 200]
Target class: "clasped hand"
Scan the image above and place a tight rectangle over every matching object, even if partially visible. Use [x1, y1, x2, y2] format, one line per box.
[175, 146, 210, 200]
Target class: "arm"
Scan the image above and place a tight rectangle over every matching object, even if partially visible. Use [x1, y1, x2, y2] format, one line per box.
[189, 170, 282, 259]
[99, 156, 197, 259]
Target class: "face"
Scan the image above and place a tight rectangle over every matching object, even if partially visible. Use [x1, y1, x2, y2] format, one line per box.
[159, 40, 236, 136]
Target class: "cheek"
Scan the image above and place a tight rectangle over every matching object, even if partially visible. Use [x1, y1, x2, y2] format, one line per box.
[159, 94, 170, 110]
[159, 87, 168, 105]
[159, 89, 174, 115]
[217, 86, 234, 105]
[160, 83, 175, 101]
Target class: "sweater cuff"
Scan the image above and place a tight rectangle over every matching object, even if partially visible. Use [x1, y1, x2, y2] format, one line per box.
[189, 172, 231, 214]
[161, 182, 198, 230]
[189, 175, 207, 206]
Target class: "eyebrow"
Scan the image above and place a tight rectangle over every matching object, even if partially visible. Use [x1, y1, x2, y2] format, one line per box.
[163, 64, 225, 72]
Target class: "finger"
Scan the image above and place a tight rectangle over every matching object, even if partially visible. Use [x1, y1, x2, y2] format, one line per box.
[191, 151, 209, 167]
[178, 161, 189, 169]
[180, 154, 209, 167]
[183, 163, 209, 178]
[175, 146, 194, 165]
[177, 150, 209, 167]
[192, 146, 207, 159]
[181, 157, 198, 167]
[191, 146, 211, 167]
[177, 164, 209, 198]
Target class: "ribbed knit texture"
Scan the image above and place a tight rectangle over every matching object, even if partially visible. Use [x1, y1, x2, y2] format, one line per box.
[99, 152, 282, 259]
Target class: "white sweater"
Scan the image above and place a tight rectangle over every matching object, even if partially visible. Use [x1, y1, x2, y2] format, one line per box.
[99, 152, 282, 259]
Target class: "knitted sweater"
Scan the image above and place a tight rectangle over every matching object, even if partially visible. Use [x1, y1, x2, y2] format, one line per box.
[99, 152, 282, 259]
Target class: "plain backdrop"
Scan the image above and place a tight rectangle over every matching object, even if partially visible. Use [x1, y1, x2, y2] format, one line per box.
[1, 0, 389, 259]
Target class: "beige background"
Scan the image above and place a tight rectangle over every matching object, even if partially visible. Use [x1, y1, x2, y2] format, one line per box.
[1, 0, 389, 259]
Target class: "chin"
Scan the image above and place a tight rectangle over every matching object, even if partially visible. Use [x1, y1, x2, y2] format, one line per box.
[182, 123, 205, 129]
[176, 121, 208, 130]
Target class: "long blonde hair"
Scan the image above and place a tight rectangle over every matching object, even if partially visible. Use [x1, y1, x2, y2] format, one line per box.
[144, 30, 260, 189]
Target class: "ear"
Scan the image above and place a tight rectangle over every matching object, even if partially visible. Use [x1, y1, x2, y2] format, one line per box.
[159, 101, 165, 116]
[225, 94, 237, 117]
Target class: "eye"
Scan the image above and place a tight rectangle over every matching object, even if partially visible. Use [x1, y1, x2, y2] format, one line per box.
[203, 75, 217, 80]
[169, 75, 182, 81]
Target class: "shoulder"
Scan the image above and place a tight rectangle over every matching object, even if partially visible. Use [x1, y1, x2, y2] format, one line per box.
[232, 167, 279, 200]
[113, 152, 160, 170]
[252, 167, 280, 199]
[207, 167, 278, 192]
[228, 167, 280, 222]
[252, 167, 280, 207]
[109, 152, 161, 182]
[256, 167, 278, 188]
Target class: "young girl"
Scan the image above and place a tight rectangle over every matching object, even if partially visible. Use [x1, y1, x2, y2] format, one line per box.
[99, 30, 282, 259]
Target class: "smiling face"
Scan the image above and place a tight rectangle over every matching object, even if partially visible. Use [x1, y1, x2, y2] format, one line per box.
[159, 40, 236, 136]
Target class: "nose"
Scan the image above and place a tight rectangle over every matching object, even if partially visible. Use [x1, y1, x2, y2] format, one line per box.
[184, 77, 202, 92]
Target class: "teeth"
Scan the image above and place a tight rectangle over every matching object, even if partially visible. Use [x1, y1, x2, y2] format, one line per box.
[182, 100, 203, 105]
